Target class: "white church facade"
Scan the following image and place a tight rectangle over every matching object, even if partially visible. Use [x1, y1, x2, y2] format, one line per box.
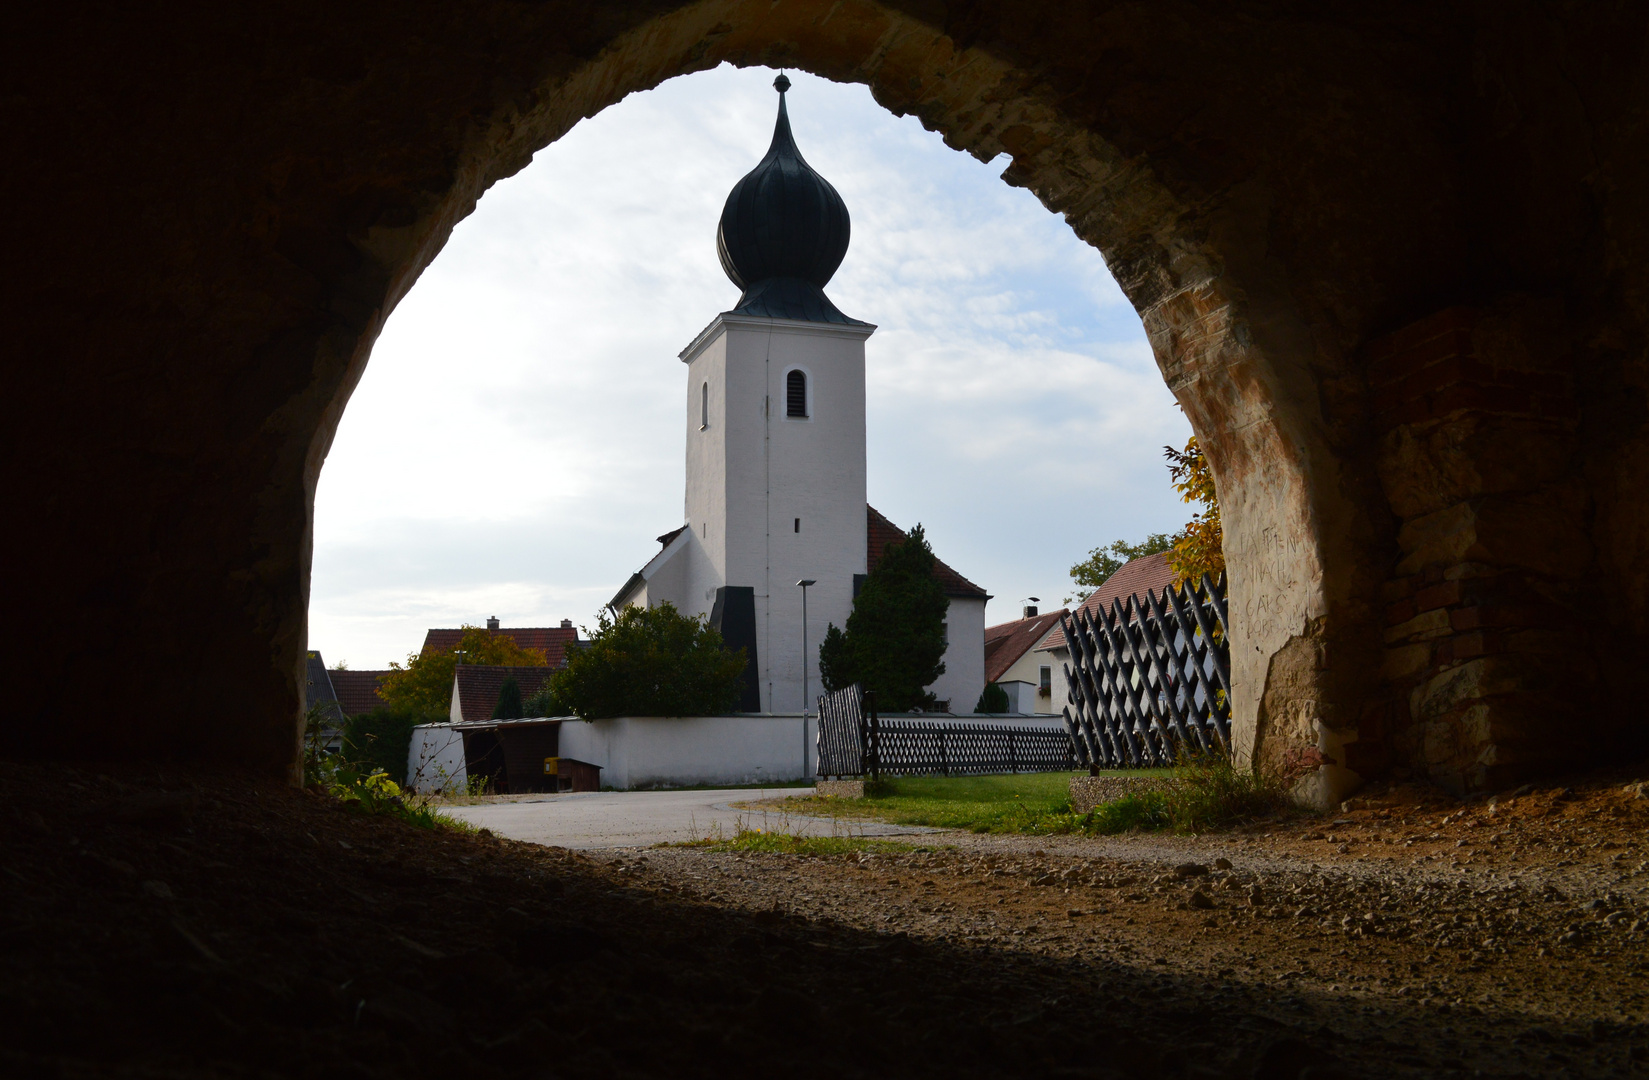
[609, 75, 988, 715]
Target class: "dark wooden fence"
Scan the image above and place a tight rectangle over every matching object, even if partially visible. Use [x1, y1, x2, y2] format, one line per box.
[816, 684, 1074, 779]
[1060, 573, 1232, 769]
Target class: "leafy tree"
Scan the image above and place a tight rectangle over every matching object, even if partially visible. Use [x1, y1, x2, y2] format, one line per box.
[492, 676, 523, 720]
[1164, 435, 1224, 587]
[341, 705, 445, 785]
[376, 624, 548, 714]
[1067, 533, 1174, 603]
[818, 524, 948, 712]
[547, 603, 747, 719]
[522, 681, 567, 718]
[974, 681, 1010, 714]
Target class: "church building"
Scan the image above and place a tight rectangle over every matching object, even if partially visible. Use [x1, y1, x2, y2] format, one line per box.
[609, 75, 988, 715]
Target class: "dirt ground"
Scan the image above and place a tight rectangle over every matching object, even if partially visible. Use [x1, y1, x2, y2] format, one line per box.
[3, 762, 1648, 1079]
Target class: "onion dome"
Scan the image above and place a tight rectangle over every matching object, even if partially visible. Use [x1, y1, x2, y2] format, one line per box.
[716, 74, 864, 324]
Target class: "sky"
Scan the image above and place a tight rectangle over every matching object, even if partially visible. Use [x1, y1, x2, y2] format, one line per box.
[309, 65, 1191, 670]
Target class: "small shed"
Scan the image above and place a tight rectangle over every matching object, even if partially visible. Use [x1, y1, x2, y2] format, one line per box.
[407, 717, 601, 795]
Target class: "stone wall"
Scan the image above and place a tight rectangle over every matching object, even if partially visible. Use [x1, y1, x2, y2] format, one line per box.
[1371, 305, 1604, 792]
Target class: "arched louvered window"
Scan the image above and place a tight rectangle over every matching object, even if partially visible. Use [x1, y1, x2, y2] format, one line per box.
[786, 369, 808, 418]
[700, 381, 708, 430]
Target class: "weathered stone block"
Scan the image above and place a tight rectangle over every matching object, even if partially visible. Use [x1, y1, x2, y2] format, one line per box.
[1410, 656, 1526, 723]
[1382, 608, 1451, 643]
[1381, 643, 1433, 681]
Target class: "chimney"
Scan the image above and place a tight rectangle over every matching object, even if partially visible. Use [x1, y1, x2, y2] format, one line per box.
[561, 618, 573, 629]
[486, 616, 499, 631]
[1022, 604, 1038, 619]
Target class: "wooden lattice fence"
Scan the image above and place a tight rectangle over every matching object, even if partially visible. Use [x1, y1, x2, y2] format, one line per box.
[1060, 573, 1232, 769]
[816, 685, 1074, 779]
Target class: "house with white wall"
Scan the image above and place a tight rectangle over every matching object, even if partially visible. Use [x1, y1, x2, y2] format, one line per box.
[982, 606, 1067, 713]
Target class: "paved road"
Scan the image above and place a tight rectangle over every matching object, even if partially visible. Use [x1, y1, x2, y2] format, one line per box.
[440, 787, 945, 850]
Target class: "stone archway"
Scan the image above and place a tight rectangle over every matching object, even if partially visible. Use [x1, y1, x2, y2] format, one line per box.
[8, 2, 1648, 799]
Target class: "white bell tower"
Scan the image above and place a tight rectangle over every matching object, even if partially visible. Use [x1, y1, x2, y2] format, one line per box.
[608, 74, 876, 714]
[680, 313, 872, 714]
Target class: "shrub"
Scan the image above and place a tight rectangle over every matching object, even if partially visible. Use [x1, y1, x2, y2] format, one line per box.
[974, 682, 1010, 713]
[342, 706, 444, 785]
[522, 682, 565, 717]
[547, 602, 748, 719]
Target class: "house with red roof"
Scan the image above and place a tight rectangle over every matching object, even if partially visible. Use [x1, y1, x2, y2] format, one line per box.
[981, 606, 1068, 714]
[420, 616, 580, 668]
[449, 664, 559, 724]
[1033, 551, 1179, 714]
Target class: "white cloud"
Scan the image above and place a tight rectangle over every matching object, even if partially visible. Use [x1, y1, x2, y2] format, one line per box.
[310, 65, 1190, 668]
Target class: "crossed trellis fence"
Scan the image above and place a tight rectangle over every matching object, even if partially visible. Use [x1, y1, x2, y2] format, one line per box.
[1060, 573, 1232, 770]
[816, 685, 1074, 779]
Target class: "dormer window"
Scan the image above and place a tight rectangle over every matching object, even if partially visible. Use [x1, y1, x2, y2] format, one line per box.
[786, 369, 808, 418]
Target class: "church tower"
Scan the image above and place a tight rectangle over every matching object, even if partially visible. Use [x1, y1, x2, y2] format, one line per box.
[677, 75, 873, 714]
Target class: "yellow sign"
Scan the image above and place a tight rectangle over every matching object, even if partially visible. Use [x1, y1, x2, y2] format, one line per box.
[543, 757, 559, 775]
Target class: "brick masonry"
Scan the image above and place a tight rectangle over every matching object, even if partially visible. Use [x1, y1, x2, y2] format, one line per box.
[1370, 304, 1589, 793]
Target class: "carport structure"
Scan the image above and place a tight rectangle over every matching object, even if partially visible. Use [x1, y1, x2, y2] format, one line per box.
[8, 3, 1649, 799]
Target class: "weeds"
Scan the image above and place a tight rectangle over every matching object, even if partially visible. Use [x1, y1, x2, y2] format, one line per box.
[782, 758, 1303, 837]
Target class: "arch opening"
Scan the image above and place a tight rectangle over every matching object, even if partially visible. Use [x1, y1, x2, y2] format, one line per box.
[18, 2, 1643, 801]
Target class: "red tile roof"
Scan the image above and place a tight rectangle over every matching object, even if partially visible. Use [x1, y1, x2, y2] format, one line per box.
[1038, 551, 1178, 651]
[420, 626, 579, 667]
[983, 610, 1068, 684]
[453, 665, 558, 723]
[330, 670, 392, 717]
[866, 505, 989, 600]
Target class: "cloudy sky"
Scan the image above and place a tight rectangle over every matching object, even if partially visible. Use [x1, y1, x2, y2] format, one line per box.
[310, 65, 1190, 670]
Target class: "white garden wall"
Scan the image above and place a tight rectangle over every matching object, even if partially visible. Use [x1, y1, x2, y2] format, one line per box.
[406, 713, 819, 794]
[560, 713, 818, 790]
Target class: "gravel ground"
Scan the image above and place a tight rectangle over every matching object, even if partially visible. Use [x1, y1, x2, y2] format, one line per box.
[4, 762, 1648, 1078]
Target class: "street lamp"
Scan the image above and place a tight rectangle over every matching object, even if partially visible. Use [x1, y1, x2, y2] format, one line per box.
[796, 579, 816, 781]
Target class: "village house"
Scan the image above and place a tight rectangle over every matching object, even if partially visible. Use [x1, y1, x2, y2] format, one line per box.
[1033, 551, 1179, 713]
[981, 605, 1068, 714]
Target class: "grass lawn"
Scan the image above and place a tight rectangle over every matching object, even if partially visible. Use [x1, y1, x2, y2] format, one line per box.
[776, 770, 1175, 835]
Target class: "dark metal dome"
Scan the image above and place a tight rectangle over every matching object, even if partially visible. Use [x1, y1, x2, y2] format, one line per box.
[716, 75, 863, 324]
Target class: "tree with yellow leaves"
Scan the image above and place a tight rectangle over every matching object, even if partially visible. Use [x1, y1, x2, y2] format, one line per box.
[1163, 435, 1224, 588]
[375, 625, 548, 715]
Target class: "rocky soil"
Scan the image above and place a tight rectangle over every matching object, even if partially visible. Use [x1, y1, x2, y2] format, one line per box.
[4, 762, 1648, 1078]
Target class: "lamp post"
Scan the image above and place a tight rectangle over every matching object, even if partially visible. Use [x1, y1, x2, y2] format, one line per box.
[796, 578, 816, 781]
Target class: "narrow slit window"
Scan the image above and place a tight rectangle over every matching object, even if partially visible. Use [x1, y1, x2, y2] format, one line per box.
[794, 518, 800, 533]
[700, 382, 708, 429]
[786, 369, 808, 417]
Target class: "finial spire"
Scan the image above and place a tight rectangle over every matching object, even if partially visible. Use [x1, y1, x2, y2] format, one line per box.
[715, 74, 861, 324]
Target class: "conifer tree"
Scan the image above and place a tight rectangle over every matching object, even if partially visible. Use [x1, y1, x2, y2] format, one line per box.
[492, 676, 523, 720]
[974, 681, 1010, 714]
[819, 524, 948, 712]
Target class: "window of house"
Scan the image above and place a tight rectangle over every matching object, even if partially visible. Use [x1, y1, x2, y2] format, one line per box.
[1039, 665, 1052, 695]
[700, 381, 708, 429]
[786, 369, 808, 418]
[793, 518, 800, 533]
